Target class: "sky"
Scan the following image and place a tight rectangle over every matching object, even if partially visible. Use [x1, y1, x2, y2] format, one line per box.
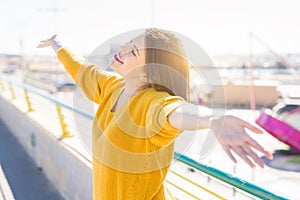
[0, 0, 300, 56]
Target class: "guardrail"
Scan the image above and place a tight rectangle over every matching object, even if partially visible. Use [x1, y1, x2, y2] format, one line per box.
[173, 153, 288, 200]
[0, 74, 288, 200]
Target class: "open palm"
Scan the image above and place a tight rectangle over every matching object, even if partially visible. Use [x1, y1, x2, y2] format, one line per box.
[37, 35, 57, 48]
[211, 115, 273, 168]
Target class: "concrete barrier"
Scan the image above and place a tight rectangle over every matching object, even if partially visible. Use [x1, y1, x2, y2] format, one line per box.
[0, 96, 92, 200]
[210, 82, 279, 107]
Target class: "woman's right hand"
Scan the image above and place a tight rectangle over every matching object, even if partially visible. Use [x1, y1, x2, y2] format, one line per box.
[37, 35, 63, 53]
[210, 115, 273, 168]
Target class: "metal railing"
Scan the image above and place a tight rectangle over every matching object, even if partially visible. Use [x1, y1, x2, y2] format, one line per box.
[173, 152, 288, 200]
[0, 74, 288, 200]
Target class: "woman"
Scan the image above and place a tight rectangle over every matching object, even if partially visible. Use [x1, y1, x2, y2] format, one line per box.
[37, 28, 273, 200]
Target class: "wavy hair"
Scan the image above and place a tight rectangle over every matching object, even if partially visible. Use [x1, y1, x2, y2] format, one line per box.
[144, 28, 190, 100]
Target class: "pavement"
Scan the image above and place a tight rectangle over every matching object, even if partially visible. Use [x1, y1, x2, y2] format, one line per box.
[0, 119, 64, 200]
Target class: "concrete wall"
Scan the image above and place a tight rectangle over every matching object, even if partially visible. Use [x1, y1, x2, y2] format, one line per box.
[0, 97, 92, 200]
[210, 83, 279, 107]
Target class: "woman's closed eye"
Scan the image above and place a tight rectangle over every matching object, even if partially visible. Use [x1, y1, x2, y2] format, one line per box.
[120, 43, 140, 57]
[131, 49, 137, 57]
[132, 45, 140, 56]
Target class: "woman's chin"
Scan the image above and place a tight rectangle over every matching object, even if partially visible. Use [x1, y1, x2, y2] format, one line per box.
[110, 63, 123, 75]
[110, 62, 122, 69]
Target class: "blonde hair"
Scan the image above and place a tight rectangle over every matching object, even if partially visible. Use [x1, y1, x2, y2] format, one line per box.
[144, 28, 190, 100]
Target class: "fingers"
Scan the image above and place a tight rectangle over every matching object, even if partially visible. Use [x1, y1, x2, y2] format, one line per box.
[245, 136, 265, 151]
[224, 143, 267, 168]
[36, 42, 46, 48]
[240, 119, 274, 160]
[246, 137, 273, 160]
[222, 145, 237, 164]
[265, 151, 273, 160]
[36, 35, 57, 48]
[219, 116, 272, 168]
[230, 144, 268, 168]
[242, 120, 263, 134]
[242, 145, 265, 168]
[50, 35, 57, 40]
[231, 146, 255, 168]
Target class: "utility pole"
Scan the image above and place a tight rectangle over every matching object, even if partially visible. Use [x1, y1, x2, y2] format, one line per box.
[248, 32, 256, 111]
[151, 0, 156, 27]
[36, 0, 63, 33]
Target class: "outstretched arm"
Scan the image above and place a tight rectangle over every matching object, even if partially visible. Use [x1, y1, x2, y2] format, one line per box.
[168, 103, 273, 168]
[37, 35, 121, 103]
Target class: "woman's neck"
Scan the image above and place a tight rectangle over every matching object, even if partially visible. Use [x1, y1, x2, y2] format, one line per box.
[122, 83, 148, 98]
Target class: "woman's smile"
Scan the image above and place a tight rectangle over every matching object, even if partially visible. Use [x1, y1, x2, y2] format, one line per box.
[114, 52, 124, 64]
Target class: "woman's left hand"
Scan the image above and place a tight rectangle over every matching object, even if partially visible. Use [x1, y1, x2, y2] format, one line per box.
[210, 115, 273, 168]
[37, 35, 63, 53]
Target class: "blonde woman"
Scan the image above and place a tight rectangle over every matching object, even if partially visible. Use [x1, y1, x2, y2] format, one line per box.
[37, 28, 272, 200]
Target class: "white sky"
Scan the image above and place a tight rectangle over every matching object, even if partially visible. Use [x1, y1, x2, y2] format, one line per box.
[0, 0, 300, 56]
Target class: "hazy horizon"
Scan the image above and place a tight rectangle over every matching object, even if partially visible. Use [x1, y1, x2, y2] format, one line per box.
[1, 0, 300, 56]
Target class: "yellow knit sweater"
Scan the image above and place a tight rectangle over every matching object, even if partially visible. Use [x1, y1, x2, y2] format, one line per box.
[58, 47, 184, 200]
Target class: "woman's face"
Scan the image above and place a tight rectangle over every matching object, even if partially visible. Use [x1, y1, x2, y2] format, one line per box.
[111, 34, 146, 76]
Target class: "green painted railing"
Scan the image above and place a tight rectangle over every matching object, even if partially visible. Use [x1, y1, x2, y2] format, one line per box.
[0, 74, 289, 200]
[174, 152, 288, 200]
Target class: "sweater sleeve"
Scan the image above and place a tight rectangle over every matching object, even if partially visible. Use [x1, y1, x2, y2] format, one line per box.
[148, 95, 185, 147]
[57, 47, 121, 103]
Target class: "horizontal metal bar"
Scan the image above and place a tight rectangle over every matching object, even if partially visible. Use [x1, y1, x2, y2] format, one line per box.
[173, 152, 288, 200]
[169, 169, 226, 200]
[0, 75, 93, 119]
[166, 180, 201, 200]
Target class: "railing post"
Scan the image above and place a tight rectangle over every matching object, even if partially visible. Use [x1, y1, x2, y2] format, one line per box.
[56, 104, 73, 139]
[251, 168, 256, 181]
[9, 83, 16, 99]
[24, 89, 34, 112]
